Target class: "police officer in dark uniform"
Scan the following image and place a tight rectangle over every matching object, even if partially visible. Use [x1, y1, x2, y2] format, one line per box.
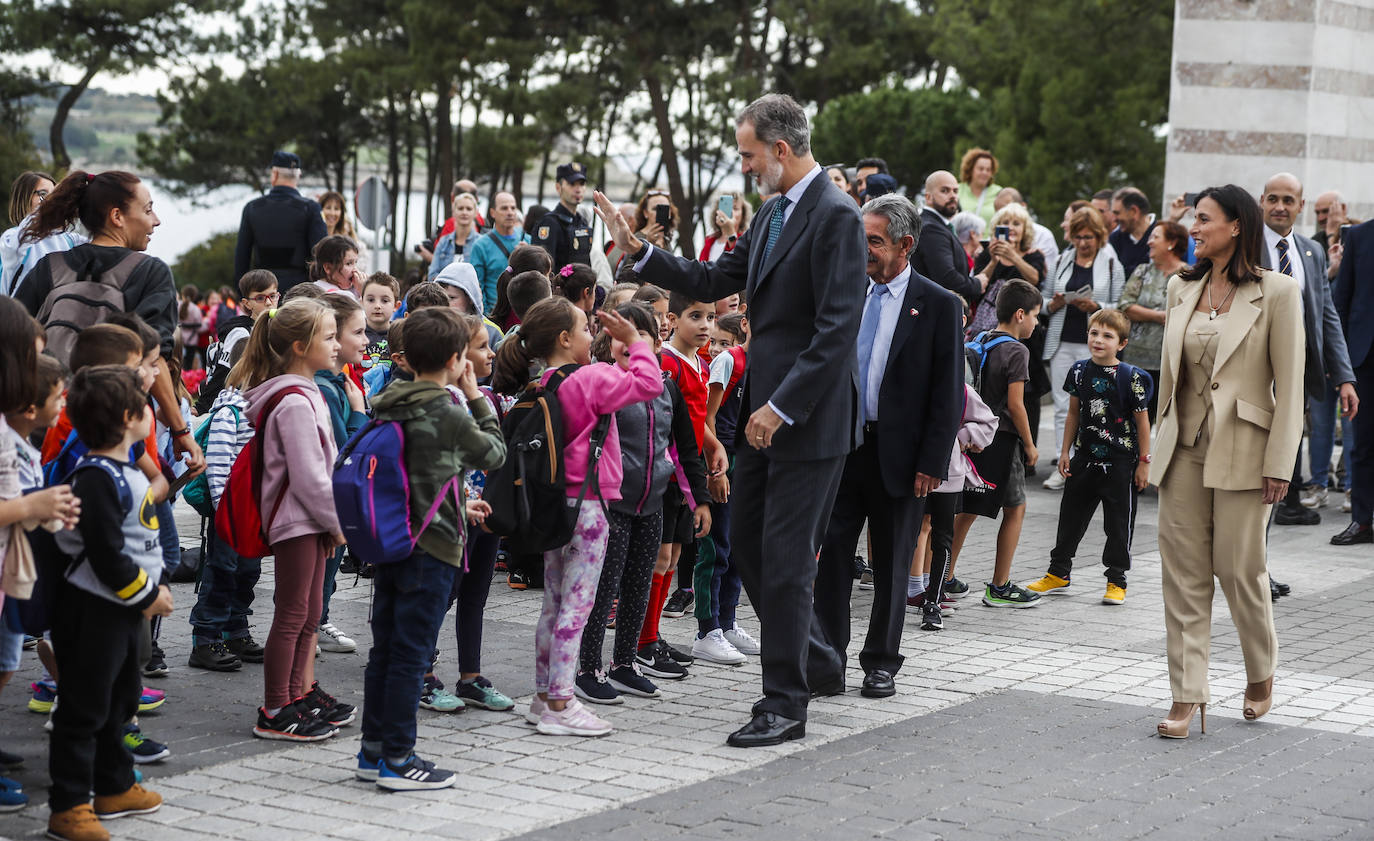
[234, 151, 329, 292]
[530, 162, 593, 270]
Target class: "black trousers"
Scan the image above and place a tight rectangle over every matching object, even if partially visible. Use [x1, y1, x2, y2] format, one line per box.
[1048, 456, 1137, 587]
[731, 446, 846, 722]
[1354, 359, 1374, 527]
[924, 491, 959, 603]
[49, 585, 141, 812]
[811, 435, 924, 678]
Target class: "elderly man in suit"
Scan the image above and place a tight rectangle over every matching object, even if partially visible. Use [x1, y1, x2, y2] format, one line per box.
[1258, 173, 1359, 538]
[593, 93, 866, 747]
[913, 170, 985, 302]
[1333, 219, 1374, 544]
[809, 194, 963, 700]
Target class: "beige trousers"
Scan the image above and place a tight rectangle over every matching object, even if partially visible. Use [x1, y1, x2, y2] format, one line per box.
[1157, 443, 1278, 703]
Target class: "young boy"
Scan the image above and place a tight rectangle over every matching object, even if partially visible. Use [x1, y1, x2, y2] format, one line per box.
[196, 270, 278, 414]
[358, 307, 506, 791]
[47, 366, 172, 841]
[952, 279, 1043, 608]
[361, 272, 400, 374]
[1026, 309, 1152, 604]
[502, 270, 553, 344]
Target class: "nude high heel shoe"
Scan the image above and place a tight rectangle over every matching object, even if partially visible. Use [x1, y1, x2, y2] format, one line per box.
[1244, 678, 1273, 721]
[1157, 703, 1206, 739]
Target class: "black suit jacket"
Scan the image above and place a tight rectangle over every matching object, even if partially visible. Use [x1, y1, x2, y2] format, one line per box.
[642, 170, 866, 461]
[1334, 220, 1374, 369]
[869, 269, 964, 497]
[1260, 231, 1355, 394]
[912, 207, 981, 302]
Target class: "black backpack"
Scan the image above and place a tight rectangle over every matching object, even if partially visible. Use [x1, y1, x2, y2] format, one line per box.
[36, 250, 147, 367]
[485, 365, 610, 554]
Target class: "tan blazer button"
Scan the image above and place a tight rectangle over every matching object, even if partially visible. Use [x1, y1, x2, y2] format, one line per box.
[1211, 382, 1219, 390]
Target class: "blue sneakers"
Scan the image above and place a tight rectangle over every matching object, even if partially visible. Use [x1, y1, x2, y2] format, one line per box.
[375, 754, 457, 791]
[0, 775, 27, 812]
[355, 747, 382, 781]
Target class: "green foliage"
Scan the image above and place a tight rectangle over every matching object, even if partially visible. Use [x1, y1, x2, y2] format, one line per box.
[171, 230, 236, 291]
[928, 0, 1173, 219]
[812, 87, 980, 193]
[0, 70, 45, 217]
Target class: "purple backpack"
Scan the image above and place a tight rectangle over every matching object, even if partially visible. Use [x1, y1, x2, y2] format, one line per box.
[333, 420, 460, 565]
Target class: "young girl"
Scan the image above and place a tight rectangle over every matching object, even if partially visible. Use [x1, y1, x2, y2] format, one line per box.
[314, 293, 368, 654]
[310, 235, 363, 297]
[553, 263, 598, 315]
[236, 298, 352, 741]
[631, 284, 671, 343]
[177, 285, 204, 370]
[492, 297, 662, 736]
[576, 303, 709, 705]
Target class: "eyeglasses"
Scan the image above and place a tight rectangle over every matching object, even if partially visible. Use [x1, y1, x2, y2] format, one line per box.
[1071, 234, 1098, 243]
[645, 190, 669, 198]
[248, 292, 280, 304]
[33, 189, 50, 201]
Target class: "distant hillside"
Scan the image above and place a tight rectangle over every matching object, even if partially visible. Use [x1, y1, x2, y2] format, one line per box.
[25, 87, 161, 169]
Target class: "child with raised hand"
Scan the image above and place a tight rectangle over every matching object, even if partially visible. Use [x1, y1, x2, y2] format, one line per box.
[236, 299, 352, 742]
[576, 303, 710, 705]
[313, 292, 369, 655]
[359, 307, 506, 790]
[48, 366, 166, 841]
[492, 297, 663, 736]
[1025, 309, 1151, 605]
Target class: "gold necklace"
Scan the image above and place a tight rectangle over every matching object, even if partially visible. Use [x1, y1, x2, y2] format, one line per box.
[1206, 279, 1237, 320]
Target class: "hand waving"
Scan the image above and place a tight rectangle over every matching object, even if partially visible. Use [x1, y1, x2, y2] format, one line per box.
[592, 191, 643, 257]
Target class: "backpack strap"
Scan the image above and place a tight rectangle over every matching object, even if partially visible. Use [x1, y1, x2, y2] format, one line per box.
[67, 455, 133, 514]
[1113, 362, 1154, 410]
[485, 230, 513, 259]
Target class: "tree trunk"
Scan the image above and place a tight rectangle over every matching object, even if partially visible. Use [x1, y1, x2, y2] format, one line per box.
[386, 93, 401, 256]
[49, 58, 106, 172]
[402, 94, 416, 262]
[435, 81, 453, 219]
[536, 146, 552, 206]
[644, 73, 693, 258]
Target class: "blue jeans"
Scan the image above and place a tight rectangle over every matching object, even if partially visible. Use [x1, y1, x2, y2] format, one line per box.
[155, 500, 178, 574]
[188, 518, 262, 646]
[361, 551, 456, 758]
[320, 546, 345, 624]
[1308, 384, 1355, 491]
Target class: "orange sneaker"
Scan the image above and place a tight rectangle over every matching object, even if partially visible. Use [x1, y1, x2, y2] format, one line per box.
[47, 804, 110, 841]
[93, 783, 162, 819]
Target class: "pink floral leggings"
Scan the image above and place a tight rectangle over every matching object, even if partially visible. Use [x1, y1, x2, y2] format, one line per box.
[536, 501, 610, 700]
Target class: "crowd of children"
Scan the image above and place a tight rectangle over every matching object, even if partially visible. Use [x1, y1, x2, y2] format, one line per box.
[0, 202, 1163, 839]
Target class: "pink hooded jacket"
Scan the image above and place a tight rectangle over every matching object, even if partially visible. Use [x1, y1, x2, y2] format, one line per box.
[937, 384, 1000, 494]
[541, 342, 663, 501]
[243, 374, 341, 544]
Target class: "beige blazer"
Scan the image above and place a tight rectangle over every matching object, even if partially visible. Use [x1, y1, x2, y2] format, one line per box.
[1150, 268, 1305, 491]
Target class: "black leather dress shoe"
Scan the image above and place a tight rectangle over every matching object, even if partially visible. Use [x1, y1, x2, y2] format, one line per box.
[1271, 577, 1290, 597]
[1331, 523, 1374, 545]
[1275, 504, 1321, 526]
[726, 712, 805, 747]
[1270, 578, 1281, 603]
[809, 676, 846, 698]
[861, 669, 896, 698]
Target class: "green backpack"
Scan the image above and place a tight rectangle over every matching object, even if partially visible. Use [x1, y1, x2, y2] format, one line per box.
[181, 405, 242, 518]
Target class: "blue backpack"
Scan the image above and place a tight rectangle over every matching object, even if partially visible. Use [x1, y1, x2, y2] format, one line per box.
[332, 419, 462, 566]
[964, 331, 1020, 391]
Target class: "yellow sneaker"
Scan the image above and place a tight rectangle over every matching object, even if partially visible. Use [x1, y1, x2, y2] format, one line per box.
[1103, 583, 1126, 605]
[1025, 573, 1070, 594]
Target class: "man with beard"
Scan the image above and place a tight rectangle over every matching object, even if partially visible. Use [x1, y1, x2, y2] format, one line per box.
[913, 170, 984, 301]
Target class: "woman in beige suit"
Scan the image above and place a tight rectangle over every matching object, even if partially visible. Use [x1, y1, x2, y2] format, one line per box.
[1150, 185, 1305, 738]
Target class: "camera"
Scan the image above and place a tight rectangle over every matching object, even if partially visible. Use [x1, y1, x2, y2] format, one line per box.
[414, 238, 435, 255]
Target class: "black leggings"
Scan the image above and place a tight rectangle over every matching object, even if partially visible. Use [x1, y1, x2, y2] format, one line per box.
[448, 528, 501, 675]
[580, 508, 663, 674]
[926, 492, 959, 603]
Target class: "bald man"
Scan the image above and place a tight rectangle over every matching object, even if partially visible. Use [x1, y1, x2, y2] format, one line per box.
[912, 171, 983, 300]
[467, 190, 530, 314]
[1259, 173, 1358, 534]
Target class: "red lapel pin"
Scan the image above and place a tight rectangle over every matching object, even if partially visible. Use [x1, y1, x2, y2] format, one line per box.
[909, 308, 919, 317]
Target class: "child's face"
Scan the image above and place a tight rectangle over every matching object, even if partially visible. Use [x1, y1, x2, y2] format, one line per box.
[565, 308, 593, 365]
[301, 315, 340, 372]
[444, 285, 472, 313]
[650, 298, 670, 342]
[1014, 305, 1040, 339]
[337, 310, 368, 368]
[715, 294, 740, 317]
[328, 251, 360, 288]
[1088, 324, 1126, 362]
[668, 302, 715, 350]
[708, 327, 737, 360]
[207, 292, 222, 309]
[363, 285, 397, 331]
[36, 382, 66, 428]
[129, 403, 153, 443]
[130, 350, 158, 393]
[613, 330, 656, 370]
[241, 286, 278, 318]
[466, 329, 494, 379]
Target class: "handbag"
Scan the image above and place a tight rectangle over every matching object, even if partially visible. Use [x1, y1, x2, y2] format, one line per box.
[1, 523, 38, 600]
[960, 431, 1020, 519]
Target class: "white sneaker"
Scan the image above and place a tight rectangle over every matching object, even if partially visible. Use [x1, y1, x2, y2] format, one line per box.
[1042, 472, 1066, 490]
[317, 622, 356, 653]
[536, 698, 612, 736]
[691, 628, 746, 665]
[1301, 485, 1328, 509]
[1342, 490, 1352, 514]
[524, 695, 547, 725]
[723, 626, 760, 655]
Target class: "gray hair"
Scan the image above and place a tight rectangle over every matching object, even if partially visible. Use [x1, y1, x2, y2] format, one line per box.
[950, 211, 985, 243]
[737, 93, 811, 156]
[862, 194, 922, 246]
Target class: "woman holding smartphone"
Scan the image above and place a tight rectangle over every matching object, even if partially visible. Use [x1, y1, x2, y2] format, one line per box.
[700, 191, 753, 262]
[968, 203, 1046, 336]
[633, 189, 680, 253]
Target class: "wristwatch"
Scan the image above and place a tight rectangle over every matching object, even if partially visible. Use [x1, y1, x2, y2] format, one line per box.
[171, 426, 191, 439]
[1138, 454, 1152, 464]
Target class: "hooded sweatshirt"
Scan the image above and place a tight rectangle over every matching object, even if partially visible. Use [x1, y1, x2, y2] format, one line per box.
[434, 261, 505, 350]
[936, 384, 1000, 494]
[243, 374, 340, 544]
[541, 342, 663, 502]
[370, 380, 506, 566]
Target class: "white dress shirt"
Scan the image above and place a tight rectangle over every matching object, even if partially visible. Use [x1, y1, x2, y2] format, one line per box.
[1263, 224, 1305, 289]
[862, 265, 911, 422]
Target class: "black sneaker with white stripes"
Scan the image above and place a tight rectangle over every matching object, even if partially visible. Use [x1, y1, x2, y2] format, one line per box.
[252, 701, 337, 742]
[375, 753, 457, 791]
[302, 681, 356, 727]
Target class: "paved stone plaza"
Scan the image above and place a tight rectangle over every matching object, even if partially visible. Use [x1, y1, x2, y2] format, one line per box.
[3, 453, 1373, 840]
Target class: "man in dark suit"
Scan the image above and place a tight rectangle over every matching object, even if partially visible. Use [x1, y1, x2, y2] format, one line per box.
[594, 93, 865, 747]
[809, 194, 963, 699]
[1258, 173, 1359, 536]
[234, 151, 328, 293]
[1333, 218, 1374, 544]
[912, 170, 984, 302]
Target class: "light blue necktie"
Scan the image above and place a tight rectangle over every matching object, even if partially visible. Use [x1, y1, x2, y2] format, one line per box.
[1276, 237, 1293, 277]
[857, 283, 889, 423]
[760, 196, 791, 265]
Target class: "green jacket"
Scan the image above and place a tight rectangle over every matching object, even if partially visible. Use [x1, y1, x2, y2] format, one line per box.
[370, 380, 506, 566]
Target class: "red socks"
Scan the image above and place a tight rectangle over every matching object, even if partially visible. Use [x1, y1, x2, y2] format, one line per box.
[639, 572, 669, 650]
